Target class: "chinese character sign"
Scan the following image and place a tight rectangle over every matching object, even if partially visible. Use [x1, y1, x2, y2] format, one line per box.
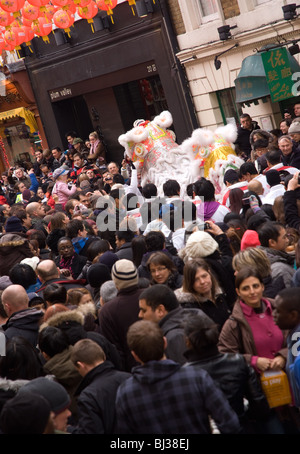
[261, 48, 294, 102]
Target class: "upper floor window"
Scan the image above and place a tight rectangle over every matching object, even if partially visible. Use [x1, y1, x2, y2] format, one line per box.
[199, 0, 219, 18]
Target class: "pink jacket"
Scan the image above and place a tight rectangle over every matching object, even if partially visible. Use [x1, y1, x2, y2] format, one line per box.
[52, 180, 76, 207]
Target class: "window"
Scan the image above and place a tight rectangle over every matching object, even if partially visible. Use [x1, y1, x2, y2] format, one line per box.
[199, 0, 218, 16]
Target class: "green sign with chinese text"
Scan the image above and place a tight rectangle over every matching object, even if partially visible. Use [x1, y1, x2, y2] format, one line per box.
[261, 47, 294, 102]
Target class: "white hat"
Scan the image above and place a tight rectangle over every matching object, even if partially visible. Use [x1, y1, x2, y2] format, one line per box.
[20, 256, 40, 271]
[179, 230, 218, 262]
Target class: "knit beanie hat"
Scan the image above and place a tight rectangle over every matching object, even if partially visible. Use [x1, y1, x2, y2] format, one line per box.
[240, 229, 261, 251]
[20, 256, 40, 271]
[18, 377, 71, 415]
[0, 391, 51, 434]
[111, 259, 138, 290]
[98, 250, 119, 271]
[288, 121, 300, 134]
[53, 166, 68, 180]
[180, 230, 219, 261]
[5, 216, 23, 233]
[87, 263, 111, 288]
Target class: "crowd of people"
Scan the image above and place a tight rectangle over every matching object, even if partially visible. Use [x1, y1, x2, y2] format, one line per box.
[0, 110, 300, 435]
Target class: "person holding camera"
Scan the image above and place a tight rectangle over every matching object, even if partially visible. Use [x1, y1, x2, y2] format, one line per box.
[52, 167, 77, 210]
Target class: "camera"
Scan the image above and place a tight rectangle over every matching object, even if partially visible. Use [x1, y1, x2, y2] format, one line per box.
[242, 197, 251, 205]
[204, 222, 210, 230]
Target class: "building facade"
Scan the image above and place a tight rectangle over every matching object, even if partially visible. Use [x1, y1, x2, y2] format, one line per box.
[23, 0, 199, 164]
[175, 0, 300, 130]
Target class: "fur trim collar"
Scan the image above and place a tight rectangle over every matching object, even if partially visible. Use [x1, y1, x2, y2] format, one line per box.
[39, 302, 96, 332]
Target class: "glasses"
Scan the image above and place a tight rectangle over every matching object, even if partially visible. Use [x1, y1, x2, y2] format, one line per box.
[150, 267, 167, 274]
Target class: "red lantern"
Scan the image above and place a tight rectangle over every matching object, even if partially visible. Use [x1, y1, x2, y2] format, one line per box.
[20, 23, 34, 50]
[95, 0, 117, 23]
[53, 9, 74, 36]
[43, 2, 55, 20]
[31, 15, 52, 42]
[0, 0, 25, 18]
[77, 0, 98, 30]
[0, 10, 15, 28]
[21, 1, 40, 22]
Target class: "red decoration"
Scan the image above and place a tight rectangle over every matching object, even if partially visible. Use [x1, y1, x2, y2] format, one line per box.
[21, 1, 40, 22]
[53, 8, 74, 36]
[0, 0, 25, 16]
[0, 9, 15, 28]
[31, 15, 52, 42]
[77, 0, 98, 31]
[96, 0, 117, 23]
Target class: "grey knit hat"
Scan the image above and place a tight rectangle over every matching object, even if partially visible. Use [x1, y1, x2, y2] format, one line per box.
[111, 259, 138, 290]
[18, 377, 71, 415]
[288, 121, 300, 134]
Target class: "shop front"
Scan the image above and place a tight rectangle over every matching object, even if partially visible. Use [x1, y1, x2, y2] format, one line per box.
[24, 1, 198, 164]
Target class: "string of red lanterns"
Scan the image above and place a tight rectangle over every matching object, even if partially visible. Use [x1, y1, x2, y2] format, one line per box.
[0, 0, 155, 53]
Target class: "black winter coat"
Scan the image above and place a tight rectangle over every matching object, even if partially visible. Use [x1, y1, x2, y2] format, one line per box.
[2, 308, 44, 347]
[69, 361, 130, 434]
[184, 347, 270, 428]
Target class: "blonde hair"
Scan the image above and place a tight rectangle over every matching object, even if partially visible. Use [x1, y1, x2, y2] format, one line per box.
[232, 247, 271, 278]
[89, 131, 99, 140]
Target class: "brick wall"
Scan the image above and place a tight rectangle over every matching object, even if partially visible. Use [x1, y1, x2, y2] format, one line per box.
[166, 0, 186, 35]
[220, 0, 240, 19]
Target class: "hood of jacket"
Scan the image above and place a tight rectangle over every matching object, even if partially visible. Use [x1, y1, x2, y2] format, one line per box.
[260, 246, 295, 266]
[0, 233, 27, 249]
[131, 359, 181, 385]
[175, 286, 223, 304]
[4, 307, 44, 332]
[39, 302, 95, 332]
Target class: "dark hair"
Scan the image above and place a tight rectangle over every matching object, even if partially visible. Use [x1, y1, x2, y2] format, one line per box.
[183, 314, 219, 352]
[276, 287, 300, 314]
[162, 179, 180, 197]
[239, 162, 257, 176]
[142, 183, 157, 199]
[43, 283, 67, 305]
[235, 267, 263, 290]
[115, 229, 135, 243]
[253, 139, 269, 150]
[9, 263, 37, 289]
[240, 113, 251, 120]
[145, 230, 165, 252]
[113, 174, 125, 184]
[193, 177, 215, 201]
[146, 251, 177, 275]
[127, 320, 165, 362]
[257, 221, 284, 247]
[0, 336, 44, 380]
[132, 235, 147, 267]
[139, 284, 179, 312]
[28, 230, 47, 249]
[38, 326, 70, 358]
[49, 212, 67, 231]
[228, 188, 244, 215]
[65, 131, 77, 139]
[66, 219, 84, 239]
[265, 149, 281, 165]
[86, 239, 110, 262]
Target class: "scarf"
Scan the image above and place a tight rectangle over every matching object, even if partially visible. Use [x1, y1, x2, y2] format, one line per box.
[59, 255, 75, 278]
[197, 201, 220, 221]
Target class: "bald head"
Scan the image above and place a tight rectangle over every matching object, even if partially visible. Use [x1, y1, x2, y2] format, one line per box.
[36, 260, 59, 283]
[26, 202, 46, 219]
[247, 179, 263, 196]
[2, 285, 29, 317]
